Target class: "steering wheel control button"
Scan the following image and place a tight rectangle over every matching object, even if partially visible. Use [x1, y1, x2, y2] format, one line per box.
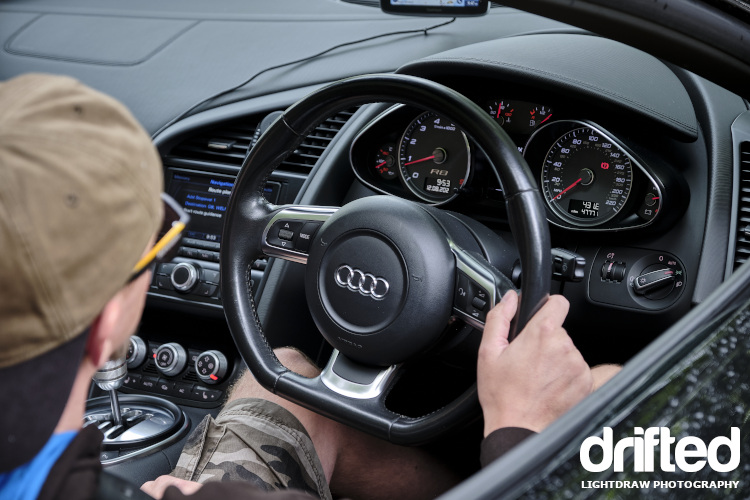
[590, 248, 686, 311]
[296, 222, 322, 253]
[154, 343, 188, 377]
[171, 262, 199, 292]
[195, 350, 228, 384]
[454, 272, 470, 310]
[126, 336, 147, 368]
[267, 220, 304, 250]
[471, 296, 487, 311]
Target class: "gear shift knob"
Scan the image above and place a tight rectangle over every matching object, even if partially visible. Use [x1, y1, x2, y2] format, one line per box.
[93, 356, 127, 426]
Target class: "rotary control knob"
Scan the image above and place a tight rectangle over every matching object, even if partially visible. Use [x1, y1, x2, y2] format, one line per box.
[154, 343, 188, 377]
[171, 262, 199, 292]
[195, 350, 228, 385]
[126, 336, 147, 368]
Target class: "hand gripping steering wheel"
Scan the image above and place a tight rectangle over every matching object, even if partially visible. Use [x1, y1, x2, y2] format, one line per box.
[221, 74, 551, 445]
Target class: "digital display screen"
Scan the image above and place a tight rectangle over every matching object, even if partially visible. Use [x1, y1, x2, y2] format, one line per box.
[390, 0, 480, 5]
[568, 199, 600, 218]
[424, 176, 451, 195]
[167, 171, 235, 243]
[381, 0, 487, 16]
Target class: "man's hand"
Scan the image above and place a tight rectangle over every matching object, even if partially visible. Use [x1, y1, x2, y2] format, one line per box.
[477, 291, 593, 436]
[141, 475, 203, 499]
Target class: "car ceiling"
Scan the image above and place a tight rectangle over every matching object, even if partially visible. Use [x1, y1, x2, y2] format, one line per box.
[0, 0, 579, 135]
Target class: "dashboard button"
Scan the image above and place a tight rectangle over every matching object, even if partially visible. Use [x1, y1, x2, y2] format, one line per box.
[173, 382, 194, 398]
[191, 386, 222, 402]
[139, 375, 159, 391]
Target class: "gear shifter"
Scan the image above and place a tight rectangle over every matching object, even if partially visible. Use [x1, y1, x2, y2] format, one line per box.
[92, 356, 127, 426]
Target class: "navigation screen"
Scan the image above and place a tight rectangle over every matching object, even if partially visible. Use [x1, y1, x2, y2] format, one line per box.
[390, 0, 480, 5]
[167, 171, 235, 243]
[381, 0, 487, 15]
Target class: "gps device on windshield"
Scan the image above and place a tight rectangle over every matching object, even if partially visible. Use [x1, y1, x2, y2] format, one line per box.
[380, 0, 489, 16]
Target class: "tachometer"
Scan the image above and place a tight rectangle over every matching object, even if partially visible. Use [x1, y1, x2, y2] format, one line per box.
[399, 111, 470, 204]
[542, 126, 632, 226]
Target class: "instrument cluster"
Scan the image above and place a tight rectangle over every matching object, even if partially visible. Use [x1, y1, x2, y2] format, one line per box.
[349, 100, 687, 232]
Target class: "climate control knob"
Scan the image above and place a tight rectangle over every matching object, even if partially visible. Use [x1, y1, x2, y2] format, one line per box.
[195, 350, 228, 385]
[154, 343, 188, 377]
[126, 336, 147, 368]
[171, 262, 199, 292]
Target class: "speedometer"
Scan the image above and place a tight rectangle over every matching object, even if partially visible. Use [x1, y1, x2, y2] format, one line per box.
[541, 126, 632, 226]
[399, 111, 470, 204]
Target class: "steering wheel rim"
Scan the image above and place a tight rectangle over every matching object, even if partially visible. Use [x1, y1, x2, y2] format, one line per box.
[221, 74, 551, 444]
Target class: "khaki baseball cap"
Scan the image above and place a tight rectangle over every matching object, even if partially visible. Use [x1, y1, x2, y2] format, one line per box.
[0, 74, 163, 471]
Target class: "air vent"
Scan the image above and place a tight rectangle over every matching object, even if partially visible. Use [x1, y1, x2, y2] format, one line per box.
[169, 117, 259, 168]
[278, 108, 358, 174]
[734, 141, 750, 270]
[166, 108, 357, 174]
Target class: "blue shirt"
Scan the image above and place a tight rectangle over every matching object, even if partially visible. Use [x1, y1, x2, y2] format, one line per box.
[0, 431, 77, 500]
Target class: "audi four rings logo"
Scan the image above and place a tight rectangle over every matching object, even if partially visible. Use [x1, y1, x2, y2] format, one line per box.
[335, 265, 389, 300]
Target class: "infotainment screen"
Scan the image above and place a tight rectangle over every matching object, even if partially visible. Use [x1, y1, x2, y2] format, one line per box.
[167, 170, 235, 243]
[380, 0, 488, 16]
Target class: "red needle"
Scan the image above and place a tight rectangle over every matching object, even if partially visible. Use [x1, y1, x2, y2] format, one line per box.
[404, 155, 435, 166]
[376, 161, 386, 168]
[540, 114, 553, 125]
[555, 178, 582, 200]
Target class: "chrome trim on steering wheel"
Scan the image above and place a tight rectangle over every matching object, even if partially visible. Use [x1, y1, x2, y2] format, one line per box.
[320, 350, 399, 399]
[262, 206, 338, 264]
[449, 241, 499, 330]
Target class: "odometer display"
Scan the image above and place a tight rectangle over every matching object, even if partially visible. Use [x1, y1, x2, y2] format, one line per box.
[542, 127, 632, 226]
[399, 111, 470, 203]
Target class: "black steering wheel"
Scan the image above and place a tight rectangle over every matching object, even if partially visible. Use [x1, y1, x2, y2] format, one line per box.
[220, 74, 551, 445]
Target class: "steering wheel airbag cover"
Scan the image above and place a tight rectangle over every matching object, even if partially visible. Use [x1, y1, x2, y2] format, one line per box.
[306, 196, 454, 366]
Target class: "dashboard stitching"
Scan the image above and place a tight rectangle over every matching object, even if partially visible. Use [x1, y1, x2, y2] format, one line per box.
[417, 57, 698, 134]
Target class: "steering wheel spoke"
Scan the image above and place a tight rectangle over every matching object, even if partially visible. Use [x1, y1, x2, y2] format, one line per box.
[319, 350, 399, 400]
[262, 205, 339, 264]
[450, 243, 513, 331]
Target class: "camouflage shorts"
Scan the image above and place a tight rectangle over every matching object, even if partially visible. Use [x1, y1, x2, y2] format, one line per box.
[170, 398, 331, 500]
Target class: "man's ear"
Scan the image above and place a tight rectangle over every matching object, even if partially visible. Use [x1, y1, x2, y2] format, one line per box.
[85, 295, 124, 368]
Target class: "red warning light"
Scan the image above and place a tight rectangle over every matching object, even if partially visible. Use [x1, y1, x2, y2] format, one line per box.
[209, 374, 218, 381]
[601, 162, 610, 170]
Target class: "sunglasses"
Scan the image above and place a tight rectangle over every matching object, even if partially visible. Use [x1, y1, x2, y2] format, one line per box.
[128, 193, 190, 283]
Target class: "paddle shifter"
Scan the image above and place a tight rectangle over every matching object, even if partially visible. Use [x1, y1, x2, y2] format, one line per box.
[92, 356, 127, 426]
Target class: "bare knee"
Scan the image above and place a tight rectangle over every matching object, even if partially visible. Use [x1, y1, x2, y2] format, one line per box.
[274, 347, 320, 378]
[227, 347, 320, 402]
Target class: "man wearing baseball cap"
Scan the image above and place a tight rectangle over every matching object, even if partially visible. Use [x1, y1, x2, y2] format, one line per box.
[0, 73, 613, 500]
[0, 73, 166, 498]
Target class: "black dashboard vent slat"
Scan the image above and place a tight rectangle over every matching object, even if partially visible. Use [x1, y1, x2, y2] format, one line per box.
[734, 142, 750, 271]
[165, 108, 358, 174]
[168, 118, 260, 168]
[277, 108, 358, 175]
